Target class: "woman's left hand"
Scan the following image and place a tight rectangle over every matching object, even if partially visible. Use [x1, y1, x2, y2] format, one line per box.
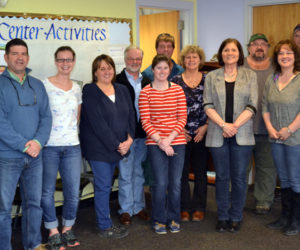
[277, 127, 291, 141]
[158, 138, 171, 151]
[194, 125, 207, 143]
[118, 136, 133, 155]
[164, 145, 175, 156]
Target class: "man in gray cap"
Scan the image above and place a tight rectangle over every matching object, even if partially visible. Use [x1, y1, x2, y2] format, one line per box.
[244, 33, 276, 215]
[293, 24, 300, 48]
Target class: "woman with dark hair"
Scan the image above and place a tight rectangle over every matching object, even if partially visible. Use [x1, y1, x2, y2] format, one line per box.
[262, 40, 300, 236]
[203, 38, 258, 233]
[80, 54, 135, 239]
[139, 54, 187, 234]
[171, 45, 209, 222]
[42, 46, 81, 249]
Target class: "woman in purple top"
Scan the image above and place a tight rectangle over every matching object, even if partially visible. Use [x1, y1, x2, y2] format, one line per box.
[171, 45, 209, 222]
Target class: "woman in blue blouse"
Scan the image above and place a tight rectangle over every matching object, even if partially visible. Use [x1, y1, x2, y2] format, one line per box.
[80, 54, 135, 239]
[171, 45, 209, 222]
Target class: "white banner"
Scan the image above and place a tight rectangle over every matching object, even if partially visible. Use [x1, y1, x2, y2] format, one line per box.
[0, 15, 131, 83]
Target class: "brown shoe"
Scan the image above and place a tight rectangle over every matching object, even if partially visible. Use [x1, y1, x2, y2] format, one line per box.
[135, 209, 150, 221]
[181, 211, 190, 222]
[120, 213, 131, 225]
[192, 211, 204, 221]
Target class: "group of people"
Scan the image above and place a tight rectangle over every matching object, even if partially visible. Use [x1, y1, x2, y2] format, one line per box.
[0, 22, 299, 250]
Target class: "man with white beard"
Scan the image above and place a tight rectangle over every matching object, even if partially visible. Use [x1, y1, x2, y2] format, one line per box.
[116, 45, 151, 225]
[244, 33, 276, 215]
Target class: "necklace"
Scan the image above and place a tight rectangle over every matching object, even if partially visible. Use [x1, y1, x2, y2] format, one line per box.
[224, 71, 237, 78]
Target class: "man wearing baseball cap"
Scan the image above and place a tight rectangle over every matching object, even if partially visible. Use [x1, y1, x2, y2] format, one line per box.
[293, 24, 300, 48]
[244, 33, 277, 215]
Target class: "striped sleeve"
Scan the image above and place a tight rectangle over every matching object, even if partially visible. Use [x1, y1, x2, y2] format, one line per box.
[138, 86, 158, 137]
[172, 84, 187, 134]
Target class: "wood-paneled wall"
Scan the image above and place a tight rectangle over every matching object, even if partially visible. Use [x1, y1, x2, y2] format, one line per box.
[139, 11, 180, 71]
[253, 3, 300, 56]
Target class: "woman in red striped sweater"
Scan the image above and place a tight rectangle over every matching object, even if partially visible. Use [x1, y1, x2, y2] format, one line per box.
[139, 54, 187, 234]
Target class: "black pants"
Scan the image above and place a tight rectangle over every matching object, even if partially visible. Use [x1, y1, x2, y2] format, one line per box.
[181, 137, 209, 212]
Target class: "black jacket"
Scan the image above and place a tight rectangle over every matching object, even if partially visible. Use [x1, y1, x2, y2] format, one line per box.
[116, 69, 151, 138]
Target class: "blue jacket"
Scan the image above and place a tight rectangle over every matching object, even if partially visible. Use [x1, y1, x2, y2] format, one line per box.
[80, 82, 135, 163]
[142, 59, 184, 82]
[0, 68, 52, 158]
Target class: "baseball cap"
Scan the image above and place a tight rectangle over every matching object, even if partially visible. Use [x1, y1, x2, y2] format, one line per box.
[294, 24, 300, 34]
[248, 33, 268, 44]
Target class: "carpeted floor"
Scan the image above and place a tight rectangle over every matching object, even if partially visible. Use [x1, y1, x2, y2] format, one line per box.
[12, 185, 300, 250]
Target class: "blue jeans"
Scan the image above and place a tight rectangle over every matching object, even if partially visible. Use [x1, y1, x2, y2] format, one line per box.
[210, 138, 253, 222]
[271, 143, 300, 192]
[148, 145, 185, 225]
[118, 138, 147, 216]
[89, 160, 118, 230]
[41, 145, 82, 229]
[0, 155, 43, 250]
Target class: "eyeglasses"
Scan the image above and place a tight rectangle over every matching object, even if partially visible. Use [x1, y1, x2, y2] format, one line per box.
[250, 42, 269, 48]
[7, 77, 36, 106]
[56, 58, 74, 63]
[278, 51, 294, 56]
[126, 57, 142, 62]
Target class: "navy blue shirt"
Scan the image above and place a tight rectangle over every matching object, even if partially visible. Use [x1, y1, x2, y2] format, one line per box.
[171, 74, 207, 136]
[142, 59, 184, 82]
[80, 82, 135, 162]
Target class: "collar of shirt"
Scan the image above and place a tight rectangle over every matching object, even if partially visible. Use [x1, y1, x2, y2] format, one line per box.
[124, 69, 143, 120]
[125, 69, 143, 87]
[7, 69, 27, 85]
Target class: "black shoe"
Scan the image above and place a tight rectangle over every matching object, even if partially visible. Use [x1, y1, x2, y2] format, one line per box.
[228, 221, 241, 233]
[216, 220, 228, 233]
[267, 217, 289, 230]
[284, 220, 300, 236]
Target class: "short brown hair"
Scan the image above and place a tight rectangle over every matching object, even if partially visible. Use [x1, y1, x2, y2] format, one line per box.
[272, 39, 300, 74]
[179, 45, 206, 70]
[151, 54, 172, 70]
[91, 54, 116, 83]
[217, 38, 244, 66]
[155, 33, 175, 49]
[54, 46, 76, 59]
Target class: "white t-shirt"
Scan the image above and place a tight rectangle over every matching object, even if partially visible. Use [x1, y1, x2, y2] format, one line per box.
[43, 78, 82, 146]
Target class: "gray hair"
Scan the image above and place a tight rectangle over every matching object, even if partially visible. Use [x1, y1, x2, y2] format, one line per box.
[124, 45, 144, 58]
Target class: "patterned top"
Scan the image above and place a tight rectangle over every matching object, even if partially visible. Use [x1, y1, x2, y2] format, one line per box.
[43, 78, 82, 146]
[138, 83, 187, 145]
[171, 74, 208, 136]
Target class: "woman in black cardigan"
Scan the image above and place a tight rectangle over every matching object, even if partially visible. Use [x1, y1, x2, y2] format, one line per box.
[80, 54, 135, 239]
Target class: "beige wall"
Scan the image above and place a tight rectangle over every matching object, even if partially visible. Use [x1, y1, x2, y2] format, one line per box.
[0, 0, 197, 45]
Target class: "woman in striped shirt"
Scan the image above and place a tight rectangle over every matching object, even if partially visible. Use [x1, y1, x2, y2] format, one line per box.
[139, 54, 187, 234]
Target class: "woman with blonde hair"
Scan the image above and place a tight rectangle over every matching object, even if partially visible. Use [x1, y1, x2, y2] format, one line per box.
[171, 45, 209, 222]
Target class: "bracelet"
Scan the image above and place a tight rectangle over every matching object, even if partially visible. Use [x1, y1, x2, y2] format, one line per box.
[287, 127, 293, 134]
[221, 123, 226, 129]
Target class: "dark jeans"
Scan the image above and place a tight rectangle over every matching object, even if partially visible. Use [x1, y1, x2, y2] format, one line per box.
[148, 145, 185, 225]
[89, 160, 118, 230]
[210, 137, 253, 222]
[181, 137, 208, 212]
[271, 143, 300, 193]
